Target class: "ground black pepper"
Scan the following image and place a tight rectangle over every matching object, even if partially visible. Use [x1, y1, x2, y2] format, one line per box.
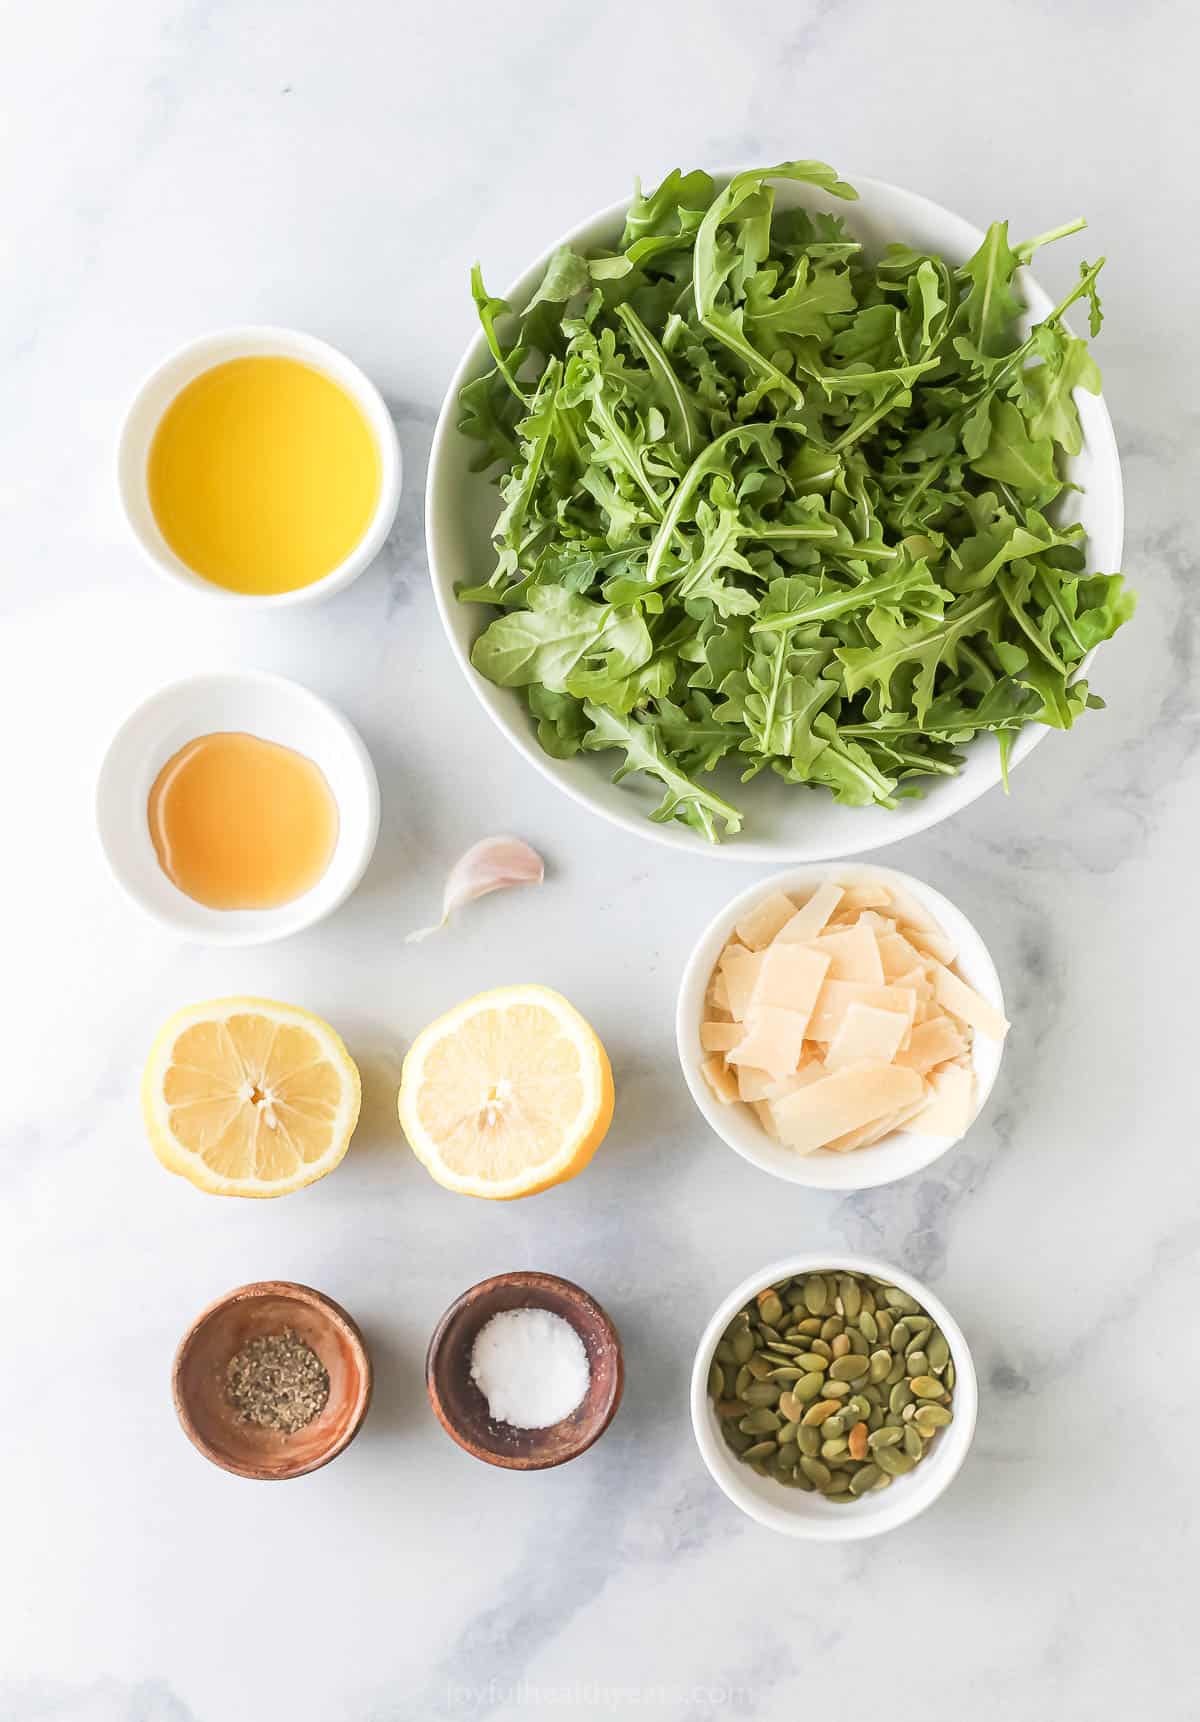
[225, 1329, 330, 1435]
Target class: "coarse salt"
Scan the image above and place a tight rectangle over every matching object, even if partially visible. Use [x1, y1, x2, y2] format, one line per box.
[469, 1307, 590, 1429]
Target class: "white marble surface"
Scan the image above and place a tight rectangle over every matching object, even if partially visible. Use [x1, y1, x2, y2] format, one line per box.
[1, 2, 1194, 1717]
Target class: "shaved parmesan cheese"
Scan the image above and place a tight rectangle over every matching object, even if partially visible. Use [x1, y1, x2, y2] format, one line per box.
[826, 1092, 931, 1153]
[838, 884, 893, 911]
[825, 1002, 910, 1070]
[894, 1015, 968, 1074]
[727, 1006, 809, 1081]
[807, 981, 917, 1044]
[718, 947, 764, 1020]
[916, 1064, 975, 1136]
[749, 943, 830, 1026]
[736, 1062, 780, 1103]
[769, 1064, 925, 1155]
[883, 884, 942, 934]
[931, 963, 1010, 1041]
[700, 1021, 743, 1053]
[815, 923, 885, 984]
[877, 931, 925, 980]
[699, 874, 997, 1158]
[907, 927, 958, 966]
[734, 890, 799, 952]
[776, 881, 843, 943]
[701, 1056, 740, 1105]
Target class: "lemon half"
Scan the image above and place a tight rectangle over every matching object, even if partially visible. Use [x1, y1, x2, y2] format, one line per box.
[397, 984, 613, 1199]
[142, 997, 361, 1198]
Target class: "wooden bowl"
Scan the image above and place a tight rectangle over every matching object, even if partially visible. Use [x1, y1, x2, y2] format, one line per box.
[172, 1281, 372, 1480]
[426, 1271, 623, 1469]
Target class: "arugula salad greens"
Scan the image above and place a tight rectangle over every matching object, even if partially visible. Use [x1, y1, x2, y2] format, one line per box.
[456, 160, 1134, 842]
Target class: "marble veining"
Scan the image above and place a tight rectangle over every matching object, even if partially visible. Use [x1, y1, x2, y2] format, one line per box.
[2, 1, 1196, 1718]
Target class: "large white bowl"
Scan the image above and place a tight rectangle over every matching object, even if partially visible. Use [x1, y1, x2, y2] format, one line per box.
[676, 862, 1006, 1190]
[691, 1254, 978, 1539]
[426, 172, 1124, 860]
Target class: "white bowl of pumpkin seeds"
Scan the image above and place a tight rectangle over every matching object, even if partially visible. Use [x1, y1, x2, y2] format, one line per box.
[676, 861, 1007, 1190]
[691, 1256, 977, 1538]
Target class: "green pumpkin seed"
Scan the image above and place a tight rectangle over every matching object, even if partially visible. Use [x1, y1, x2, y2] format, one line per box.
[927, 1331, 951, 1374]
[734, 1365, 752, 1398]
[732, 1328, 755, 1364]
[829, 1354, 869, 1382]
[742, 1440, 778, 1463]
[858, 1309, 879, 1344]
[846, 1326, 870, 1356]
[876, 1308, 894, 1340]
[846, 1395, 871, 1422]
[822, 1412, 849, 1440]
[739, 1408, 782, 1434]
[747, 1355, 772, 1381]
[742, 1382, 781, 1407]
[777, 1419, 799, 1445]
[803, 1274, 829, 1316]
[882, 1286, 921, 1314]
[793, 1372, 827, 1403]
[903, 1424, 924, 1460]
[910, 1375, 945, 1400]
[797, 1423, 821, 1456]
[767, 1367, 804, 1383]
[830, 1332, 851, 1360]
[902, 1403, 916, 1421]
[906, 1350, 929, 1379]
[715, 1339, 735, 1365]
[885, 1355, 906, 1386]
[889, 1319, 911, 1353]
[799, 1456, 832, 1488]
[795, 1353, 829, 1373]
[810, 1338, 833, 1361]
[906, 1317, 932, 1350]
[945, 1360, 956, 1391]
[820, 1315, 845, 1341]
[889, 1381, 914, 1415]
[914, 1404, 953, 1434]
[872, 1470, 893, 1491]
[777, 1390, 802, 1422]
[822, 1379, 851, 1400]
[838, 1274, 862, 1322]
[708, 1360, 725, 1398]
[820, 1437, 849, 1459]
[756, 1290, 785, 1328]
[868, 1426, 903, 1450]
[849, 1464, 881, 1496]
[874, 1445, 917, 1476]
[869, 1349, 892, 1384]
[795, 1316, 823, 1336]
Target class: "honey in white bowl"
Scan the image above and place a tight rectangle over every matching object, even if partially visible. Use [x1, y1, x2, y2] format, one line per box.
[148, 732, 338, 910]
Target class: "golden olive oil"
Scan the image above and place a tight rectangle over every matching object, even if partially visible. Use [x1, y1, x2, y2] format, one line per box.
[147, 356, 381, 595]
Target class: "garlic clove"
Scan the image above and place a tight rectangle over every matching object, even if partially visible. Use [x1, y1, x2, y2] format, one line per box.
[406, 835, 545, 942]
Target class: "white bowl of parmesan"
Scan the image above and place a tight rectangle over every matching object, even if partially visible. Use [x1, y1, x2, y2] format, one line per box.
[676, 863, 1008, 1190]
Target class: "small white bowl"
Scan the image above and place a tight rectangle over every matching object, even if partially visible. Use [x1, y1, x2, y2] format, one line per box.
[96, 671, 380, 945]
[691, 1254, 977, 1540]
[117, 325, 402, 607]
[676, 862, 1005, 1190]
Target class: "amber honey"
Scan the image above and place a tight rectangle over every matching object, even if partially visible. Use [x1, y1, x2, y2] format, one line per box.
[148, 732, 339, 910]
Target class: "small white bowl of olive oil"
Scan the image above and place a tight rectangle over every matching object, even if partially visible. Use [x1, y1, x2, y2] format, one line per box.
[96, 672, 380, 944]
[117, 326, 402, 607]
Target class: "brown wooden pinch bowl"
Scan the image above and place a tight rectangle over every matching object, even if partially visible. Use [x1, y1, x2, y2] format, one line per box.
[172, 1280, 372, 1480]
[426, 1271, 623, 1469]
